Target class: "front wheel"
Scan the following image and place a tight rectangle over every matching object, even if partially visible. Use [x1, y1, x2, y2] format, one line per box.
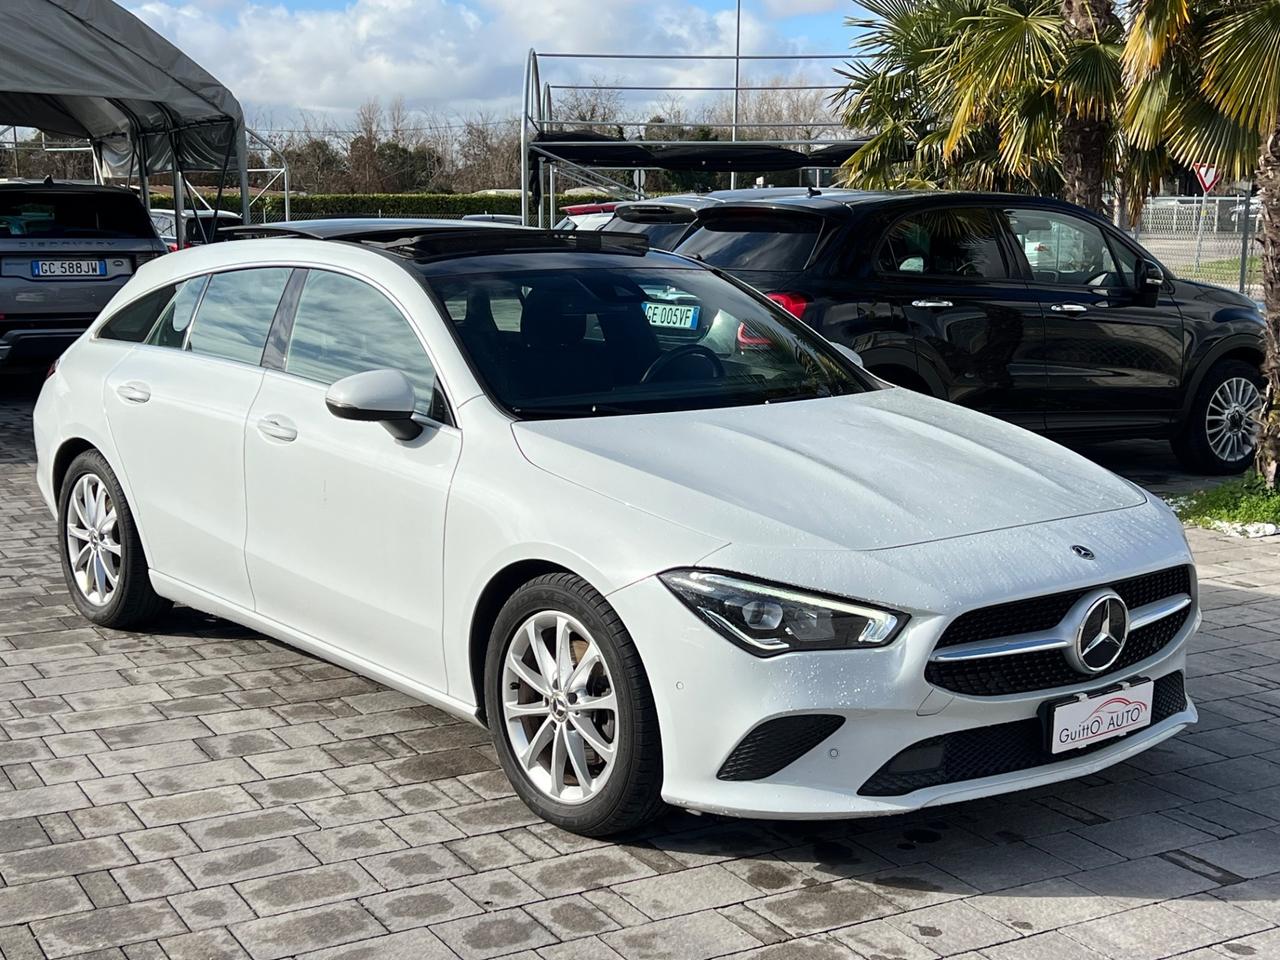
[57, 450, 170, 628]
[484, 573, 664, 837]
[1172, 359, 1265, 474]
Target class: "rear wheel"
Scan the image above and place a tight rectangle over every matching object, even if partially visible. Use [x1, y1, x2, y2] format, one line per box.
[58, 450, 170, 628]
[484, 573, 664, 837]
[1172, 359, 1264, 474]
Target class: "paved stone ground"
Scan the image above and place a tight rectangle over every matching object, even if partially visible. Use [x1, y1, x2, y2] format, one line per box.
[3, 379, 1280, 960]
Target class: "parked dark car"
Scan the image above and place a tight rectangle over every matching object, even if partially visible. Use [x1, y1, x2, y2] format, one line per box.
[672, 190, 1266, 473]
[1, 180, 166, 367]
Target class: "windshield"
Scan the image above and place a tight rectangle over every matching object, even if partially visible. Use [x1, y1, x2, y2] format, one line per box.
[425, 265, 868, 419]
[677, 213, 820, 271]
[0, 190, 155, 240]
[606, 217, 692, 251]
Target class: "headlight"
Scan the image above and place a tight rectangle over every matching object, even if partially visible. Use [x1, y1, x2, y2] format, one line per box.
[659, 569, 906, 656]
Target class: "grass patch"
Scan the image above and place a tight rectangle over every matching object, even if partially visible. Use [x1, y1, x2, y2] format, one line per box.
[1174, 472, 1280, 528]
[1191, 255, 1260, 284]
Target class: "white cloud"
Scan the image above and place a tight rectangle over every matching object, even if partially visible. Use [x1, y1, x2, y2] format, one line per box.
[124, 0, 836, 125]
[761, 0, 844, 16]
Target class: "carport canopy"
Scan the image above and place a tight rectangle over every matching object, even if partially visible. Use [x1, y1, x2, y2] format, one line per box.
[0, 0, 250, 235]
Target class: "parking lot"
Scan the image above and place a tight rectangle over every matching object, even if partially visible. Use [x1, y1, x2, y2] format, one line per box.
[2, 380, 1280, 960]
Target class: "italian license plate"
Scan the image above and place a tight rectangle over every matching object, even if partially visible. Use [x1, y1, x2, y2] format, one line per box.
[644, 301, 700, 329]
[1048, 678, 1154, 754]
[31, 259, 107, 278]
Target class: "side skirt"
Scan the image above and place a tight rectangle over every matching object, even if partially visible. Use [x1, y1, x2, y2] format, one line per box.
[150, 571, 485, 728]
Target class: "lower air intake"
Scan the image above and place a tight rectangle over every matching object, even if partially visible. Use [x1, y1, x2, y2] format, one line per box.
[859, 672, 1187, 797]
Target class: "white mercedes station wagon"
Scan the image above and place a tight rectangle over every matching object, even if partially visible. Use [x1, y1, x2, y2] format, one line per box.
[33, 220, 1199, 836]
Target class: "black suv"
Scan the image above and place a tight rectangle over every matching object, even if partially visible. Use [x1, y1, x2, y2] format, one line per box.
[671, 191, 1266, 473]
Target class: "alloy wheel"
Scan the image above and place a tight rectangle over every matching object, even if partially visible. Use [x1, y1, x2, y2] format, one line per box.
[66, 473, 121, 606]
[1205, 376, 1263, 465]
[501, 610, 618, 804]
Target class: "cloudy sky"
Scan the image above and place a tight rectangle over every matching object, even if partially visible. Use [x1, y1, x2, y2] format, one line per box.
[124, 0, 857, 127]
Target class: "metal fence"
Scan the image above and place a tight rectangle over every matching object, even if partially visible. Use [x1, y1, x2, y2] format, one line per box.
[1130, 191, 1261, 302]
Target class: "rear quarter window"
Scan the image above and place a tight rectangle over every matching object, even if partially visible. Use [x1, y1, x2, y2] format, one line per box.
[677, 214, 821, 271]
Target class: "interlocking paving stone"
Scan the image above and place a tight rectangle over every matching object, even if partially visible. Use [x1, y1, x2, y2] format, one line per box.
[0, 876, 92, 925]
[178, 836, 320, 887]
[4, 393, 1280, 960]
[431, 905, 557, 960]
[236, 860, 381, 916]
[295, 927, 458, 960]
[601, 910, 761, 960]
[231, 901, 385, 960]
[0, 835, 134, 883]
[169, 884, 257, 931]
[30, 900, 187, 958]
[183, 805, 317, 851]
[130, 784, 259, 827]
[359, 879, 483, 930]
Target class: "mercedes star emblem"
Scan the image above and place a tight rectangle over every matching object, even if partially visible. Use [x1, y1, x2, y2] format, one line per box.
[1068, 591, 1130, 674]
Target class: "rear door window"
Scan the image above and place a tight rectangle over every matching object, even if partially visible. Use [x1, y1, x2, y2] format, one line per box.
[876, 208, 1008, 279]
[0, 190, 155, 239]
[677, 213, 821, 271]
[187, 268, 292, 365]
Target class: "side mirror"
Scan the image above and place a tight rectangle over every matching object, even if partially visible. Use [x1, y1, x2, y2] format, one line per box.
[325, 369, 422, 441]
[833, 343, 865, 368]
[1134, 258, 1164, 307]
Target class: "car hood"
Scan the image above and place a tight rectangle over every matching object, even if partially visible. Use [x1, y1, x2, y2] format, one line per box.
[512, 388, 1148, 552]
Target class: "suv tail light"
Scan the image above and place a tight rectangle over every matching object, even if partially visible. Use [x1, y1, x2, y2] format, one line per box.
[46, 357, 59, 380]
[766, 291, 811, 320]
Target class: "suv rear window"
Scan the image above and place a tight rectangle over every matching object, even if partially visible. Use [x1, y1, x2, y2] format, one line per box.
[0, 190, 155, 240]
[677, 213, 820, 271]
[606, 217, 691, 252]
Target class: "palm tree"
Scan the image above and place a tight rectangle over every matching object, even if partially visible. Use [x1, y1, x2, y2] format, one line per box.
[1123, 0, 1280, 485]
[835, 0, 1128, 214]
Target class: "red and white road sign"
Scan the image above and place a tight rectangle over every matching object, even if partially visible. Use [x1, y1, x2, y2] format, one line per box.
[1192, 162, 1222, 194]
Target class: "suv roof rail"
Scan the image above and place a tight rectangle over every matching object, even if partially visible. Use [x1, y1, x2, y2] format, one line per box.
[223, 220, 650, 258]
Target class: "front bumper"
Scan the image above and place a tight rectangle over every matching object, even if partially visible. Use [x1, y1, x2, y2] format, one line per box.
[607, 500, 1198, 819]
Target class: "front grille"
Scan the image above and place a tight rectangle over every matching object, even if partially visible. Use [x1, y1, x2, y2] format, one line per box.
[926, 565, 1193, 697]
[717, 714, 845, 781]
[860, 671, 1187, 797]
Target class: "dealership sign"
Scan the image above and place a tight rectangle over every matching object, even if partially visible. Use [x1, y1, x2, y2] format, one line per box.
[1050, 679, 1155, 753]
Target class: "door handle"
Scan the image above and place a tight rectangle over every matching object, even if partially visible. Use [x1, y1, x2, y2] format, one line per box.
[115, 381, 151, 404]
[1050, 303, 1088, 314]
[911, 299, 953, 309]
[257, 415, 298, 442]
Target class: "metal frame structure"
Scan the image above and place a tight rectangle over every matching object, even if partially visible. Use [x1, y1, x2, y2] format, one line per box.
[520, 48, 855, 225]
[3, 124, 291, 232]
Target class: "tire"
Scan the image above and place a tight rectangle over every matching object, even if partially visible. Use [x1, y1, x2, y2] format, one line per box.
[57, 449, 170, 629]
[1171, 359, 1265, 474]
[484, 572, 664, 837]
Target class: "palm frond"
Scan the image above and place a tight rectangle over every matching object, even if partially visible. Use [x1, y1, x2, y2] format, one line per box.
[1123, 0, 1193, 78]
[1202, 0, 1280, 135]
[1058, 38, 1124, 121]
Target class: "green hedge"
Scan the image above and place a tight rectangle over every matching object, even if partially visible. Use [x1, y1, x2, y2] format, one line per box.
[151, 192, 587, 220]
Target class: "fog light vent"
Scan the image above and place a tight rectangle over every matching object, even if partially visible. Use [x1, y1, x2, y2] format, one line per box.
[716, 714, 845, 781]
